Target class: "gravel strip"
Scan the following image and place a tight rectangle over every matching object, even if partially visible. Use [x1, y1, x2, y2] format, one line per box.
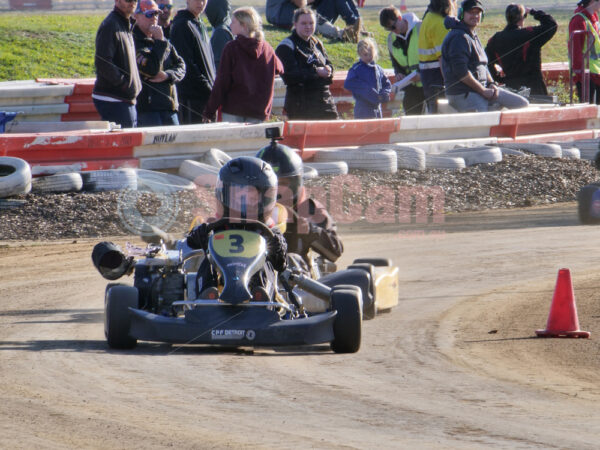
[0, 155, 597, 241]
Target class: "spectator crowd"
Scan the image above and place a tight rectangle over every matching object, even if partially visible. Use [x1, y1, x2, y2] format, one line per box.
[93, 0, 575, 127]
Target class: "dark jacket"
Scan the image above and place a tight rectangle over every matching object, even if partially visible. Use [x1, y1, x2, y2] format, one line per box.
[285, 198, 343, 263]
[93, 8, 142, 103]
[132, 25, 186, 113]
[485, 9, 557, 95]
[203, 35, 284, 121]
[344, 60, 392, 119]
[441, 16, 489, 96]
[276, 31, 338, 120]
[205, 0, 234, 69]
[170, 9, 216, 99]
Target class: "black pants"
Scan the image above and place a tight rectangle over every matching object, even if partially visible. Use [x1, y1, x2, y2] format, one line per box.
[403, 84, 426, 116]
[576, 80, 600, 104]
[178, 97, 208, 124]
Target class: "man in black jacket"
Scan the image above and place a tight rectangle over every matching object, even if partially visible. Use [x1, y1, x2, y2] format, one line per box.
[485, 5, 557, 96]
[170, 0, 216, 124]
[133, 0, 186, 126]
[92, 0, 142, 128]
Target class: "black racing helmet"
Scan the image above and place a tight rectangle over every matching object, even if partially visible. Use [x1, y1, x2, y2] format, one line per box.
[215, 156, 278, 221]
[256, 142, 303, 207]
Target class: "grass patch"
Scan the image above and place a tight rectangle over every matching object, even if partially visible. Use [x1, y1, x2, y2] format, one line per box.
[0, 9, 571, 81]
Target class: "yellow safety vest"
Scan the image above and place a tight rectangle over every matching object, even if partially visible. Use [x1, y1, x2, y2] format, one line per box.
[388, 23, 422, 87]
[573, 12, 600, 75]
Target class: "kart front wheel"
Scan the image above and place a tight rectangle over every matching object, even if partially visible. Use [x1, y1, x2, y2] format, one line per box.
[330, 286, 362, 354]
[105, 285, 138, 349]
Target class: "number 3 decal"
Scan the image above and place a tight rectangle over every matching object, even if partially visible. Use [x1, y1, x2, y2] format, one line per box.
[228, 234, 245, 253]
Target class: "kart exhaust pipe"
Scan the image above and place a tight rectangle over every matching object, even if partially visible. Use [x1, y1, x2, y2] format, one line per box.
[92, 241, 133, 280]
[287, 271, 331, 301]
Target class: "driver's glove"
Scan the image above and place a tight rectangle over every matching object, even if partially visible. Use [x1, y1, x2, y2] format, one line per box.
[267, 231, 288, 272]
[187, 223, 210, 250]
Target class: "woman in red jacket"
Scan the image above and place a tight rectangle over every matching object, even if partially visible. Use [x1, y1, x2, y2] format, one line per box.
[202, 7, 284, 123]
[569, 0, 600, 103]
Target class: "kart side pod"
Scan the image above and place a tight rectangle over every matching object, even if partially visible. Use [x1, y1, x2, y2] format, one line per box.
[92, 241, 133, 280]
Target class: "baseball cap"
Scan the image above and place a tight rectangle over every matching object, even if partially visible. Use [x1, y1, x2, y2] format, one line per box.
[460, 0, 484, 13]
[136, 0, 160, 14]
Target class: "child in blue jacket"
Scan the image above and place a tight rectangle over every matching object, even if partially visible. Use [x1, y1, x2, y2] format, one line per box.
[344, 38, 392, 119]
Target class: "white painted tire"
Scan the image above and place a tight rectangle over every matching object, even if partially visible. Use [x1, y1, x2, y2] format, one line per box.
[498, 147, 528, 157]
[135, 169, 196, 192]
[561, 147, 581, 160]
[444, 146, 503, 166]
[500, 142, 562, 158]
[393, 145, 426, 171]
[32, 172, 83, 193]
[81, 169, 138, 192]
[305, 161, 348, 175]
[302, 165, 319, 180]
[179, 160, 219, 187]
[202, 148, 231, 168]
[425, 154, 466, 169]
[0, 156, 32, 198]
[314, 148, 397, 173]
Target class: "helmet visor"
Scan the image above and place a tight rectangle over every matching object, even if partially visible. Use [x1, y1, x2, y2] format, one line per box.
[218, 182, 277, 220]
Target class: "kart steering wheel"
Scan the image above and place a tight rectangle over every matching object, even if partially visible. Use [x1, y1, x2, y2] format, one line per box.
[205, 217, 275, 239]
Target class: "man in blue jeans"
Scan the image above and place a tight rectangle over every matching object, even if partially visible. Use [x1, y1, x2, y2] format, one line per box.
[266, 0, 364, 42]
[92, 0, 142, 128]
[441, 0, 529, 112]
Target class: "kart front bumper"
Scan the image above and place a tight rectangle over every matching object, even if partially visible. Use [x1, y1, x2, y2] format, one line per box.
[128, 306, 336, 347]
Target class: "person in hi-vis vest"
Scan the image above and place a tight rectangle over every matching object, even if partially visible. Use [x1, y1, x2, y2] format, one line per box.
[380, 7, 425, 115]
[569, 0, 600, 103]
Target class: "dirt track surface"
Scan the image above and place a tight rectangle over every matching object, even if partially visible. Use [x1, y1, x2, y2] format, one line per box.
[1, 202, 599, 449]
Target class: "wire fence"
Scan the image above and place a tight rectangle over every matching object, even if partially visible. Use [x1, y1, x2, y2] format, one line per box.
[0, 0, 582, 13]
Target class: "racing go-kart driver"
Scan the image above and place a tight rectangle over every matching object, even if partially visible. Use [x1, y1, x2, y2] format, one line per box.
[256, 142, 343, 267]
[186, 156, 288, 299]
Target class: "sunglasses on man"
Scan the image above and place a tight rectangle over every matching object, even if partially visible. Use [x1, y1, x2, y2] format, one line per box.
[143, 10, 160, 17]
[158, 3, 173, 10]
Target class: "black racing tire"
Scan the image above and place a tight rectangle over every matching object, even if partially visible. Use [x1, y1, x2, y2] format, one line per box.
[347, 263, 376, 320]
[105, 284, 138, 349]
[352, 258, 392, 267]
[593, 150, 600, 170]
[330, 286, 362, 354]
[577, 184, 600, 224]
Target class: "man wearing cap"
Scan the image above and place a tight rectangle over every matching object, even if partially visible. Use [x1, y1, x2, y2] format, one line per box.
[133, 0, 186, 126]
[92, 0, 142, 128]
[485, 5, 557, 96]
[379, 6, 424, 115]
[441, 0, 529, 112]
[170, 0, 216, 124]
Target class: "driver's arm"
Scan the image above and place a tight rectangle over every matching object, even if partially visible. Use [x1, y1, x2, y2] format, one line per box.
[187, 223, 210, 250]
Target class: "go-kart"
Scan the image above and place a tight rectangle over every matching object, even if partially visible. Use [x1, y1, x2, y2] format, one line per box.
[92, 219, 362, 353]
[292, 254, 399, 320]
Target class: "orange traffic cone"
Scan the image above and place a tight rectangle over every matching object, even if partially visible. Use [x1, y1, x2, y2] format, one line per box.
[400, 0, 407, 13]
[535, 268, 590, 338]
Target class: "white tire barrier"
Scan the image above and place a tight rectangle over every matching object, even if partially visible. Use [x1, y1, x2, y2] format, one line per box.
[500, 142, 562, 158]
[561, 147, 581, 160]
[32, 172, 83, 193]
[314, 148, 397, 173]
[135, 169, 196, 192]
[425, 154, 466, 169]
[302, 165, 319, 180]
[81, 169, 138, 192]
[178, 160, 219, 187]
[304, 161, 348, 175]
[498, 147, 528, 157]
[393, 145, 426, 171]
[202, 148, 232, 168]
[444, 146, 503, 166]
[0, 156, 32, 198]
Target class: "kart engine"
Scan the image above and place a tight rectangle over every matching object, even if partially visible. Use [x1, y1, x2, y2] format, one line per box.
[134, 263, 185, 314]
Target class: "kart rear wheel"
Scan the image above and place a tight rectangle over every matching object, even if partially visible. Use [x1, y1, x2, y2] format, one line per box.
[347, 263, 376, 320]
[330, 286, 362, 353]
[352, 258, 392, 267]
[578, 184, 600, 224]
[105, 285, 138, 349]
